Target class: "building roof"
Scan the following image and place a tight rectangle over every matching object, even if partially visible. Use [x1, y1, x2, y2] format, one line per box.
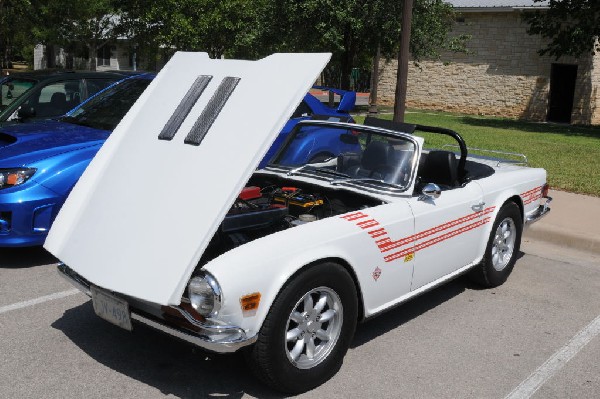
[447, 0, 549, 9]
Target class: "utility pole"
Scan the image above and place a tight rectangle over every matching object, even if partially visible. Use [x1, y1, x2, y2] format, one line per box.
[393, 0, 414, 123]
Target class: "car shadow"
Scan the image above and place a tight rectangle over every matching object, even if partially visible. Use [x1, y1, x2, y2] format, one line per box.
[0, 246, 57, 268]
[52, 302, 286, 398]
[51, 265, 519, 397]
[351, 275, 468, 348]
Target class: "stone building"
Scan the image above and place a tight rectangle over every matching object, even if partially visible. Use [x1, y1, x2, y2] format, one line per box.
[377, 0, 600, 125]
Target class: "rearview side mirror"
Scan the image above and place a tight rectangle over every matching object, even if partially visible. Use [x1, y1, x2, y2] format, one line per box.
[419, 183, 441, 201]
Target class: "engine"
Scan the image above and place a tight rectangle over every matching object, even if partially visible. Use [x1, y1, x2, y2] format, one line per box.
[199, 178, 381, 265]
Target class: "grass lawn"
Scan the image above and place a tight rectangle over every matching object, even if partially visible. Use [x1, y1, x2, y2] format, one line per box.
[354, 110, 600, 197]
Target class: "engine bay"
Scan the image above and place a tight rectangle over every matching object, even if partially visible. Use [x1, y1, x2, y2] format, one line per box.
[199, 174, 383, 265]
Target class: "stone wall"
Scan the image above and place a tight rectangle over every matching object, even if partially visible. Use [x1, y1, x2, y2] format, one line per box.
[377, 11, 599, 125]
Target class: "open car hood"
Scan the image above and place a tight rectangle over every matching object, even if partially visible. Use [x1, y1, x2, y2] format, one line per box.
[44, 52, 331, 305]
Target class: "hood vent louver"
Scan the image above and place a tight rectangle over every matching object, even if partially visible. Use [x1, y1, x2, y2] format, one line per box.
[0, 133, 17, 148]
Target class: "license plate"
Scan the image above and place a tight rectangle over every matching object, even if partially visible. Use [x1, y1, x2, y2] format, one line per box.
[91, 285, 133, 331]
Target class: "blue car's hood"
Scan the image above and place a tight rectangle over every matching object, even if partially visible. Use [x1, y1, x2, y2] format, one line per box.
[0, 120, 109, 167]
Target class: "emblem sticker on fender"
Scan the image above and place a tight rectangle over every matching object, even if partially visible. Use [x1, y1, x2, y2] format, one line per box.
[404, 253, 414, 262]
[372, 267, 382, 281]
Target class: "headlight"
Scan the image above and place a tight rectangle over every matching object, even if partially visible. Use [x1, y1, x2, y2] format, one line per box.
[188, 272, 222, 318]
[0, 168, 36, 190]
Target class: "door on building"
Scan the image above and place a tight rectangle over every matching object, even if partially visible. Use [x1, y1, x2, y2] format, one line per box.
[547, 64, 578, 123]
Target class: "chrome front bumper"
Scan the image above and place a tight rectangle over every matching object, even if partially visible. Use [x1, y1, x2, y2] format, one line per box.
[526, 196, 552, 225]
[57, 263, 257, 353]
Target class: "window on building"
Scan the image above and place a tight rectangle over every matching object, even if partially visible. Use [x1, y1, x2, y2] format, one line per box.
[97, 45, 114, 67]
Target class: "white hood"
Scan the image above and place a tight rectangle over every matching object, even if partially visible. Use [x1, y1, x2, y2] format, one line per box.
[44, 52, 331, 305]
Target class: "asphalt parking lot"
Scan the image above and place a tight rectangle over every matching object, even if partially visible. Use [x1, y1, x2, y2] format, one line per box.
[1, 236, 599, 399]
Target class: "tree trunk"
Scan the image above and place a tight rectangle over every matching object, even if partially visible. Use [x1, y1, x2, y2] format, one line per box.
[393, 0, 414, 123]
[89, 43, 97, 71]
[340, 52, 352, 90]
[369, 45, 381, 114]
[339, 29, 355, 90]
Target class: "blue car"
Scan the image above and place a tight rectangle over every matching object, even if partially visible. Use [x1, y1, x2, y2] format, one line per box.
[0, 74, 154, 247]
[0, 74, 355, 247]
[259, 88, 356, 167]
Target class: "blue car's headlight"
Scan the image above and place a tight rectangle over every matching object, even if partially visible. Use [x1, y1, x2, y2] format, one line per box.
[0, 168, 36, 190]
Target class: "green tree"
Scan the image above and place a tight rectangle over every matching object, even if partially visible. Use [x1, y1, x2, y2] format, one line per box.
[129, 0, 267, 60]
[0, 0, 34, 68]
[35, 0, 121, 70]
[523, 0, 600, 58]
[262, 0, 468, 90]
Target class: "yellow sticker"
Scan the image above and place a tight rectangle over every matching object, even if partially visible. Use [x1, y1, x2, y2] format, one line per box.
[404, 253, 414, 262]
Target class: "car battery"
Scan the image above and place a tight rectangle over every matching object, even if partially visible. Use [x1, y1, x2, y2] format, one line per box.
[273, 188, 324, 216]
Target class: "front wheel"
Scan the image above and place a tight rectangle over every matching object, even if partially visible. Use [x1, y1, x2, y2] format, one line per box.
[246, 262, 358, 394]
[469, 202, 523, 287]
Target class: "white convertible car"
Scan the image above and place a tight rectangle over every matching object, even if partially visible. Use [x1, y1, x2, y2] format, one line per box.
[46, 53, 551, 393]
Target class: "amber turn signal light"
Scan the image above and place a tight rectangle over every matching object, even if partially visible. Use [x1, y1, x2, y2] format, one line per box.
[240, 292, 261, 311]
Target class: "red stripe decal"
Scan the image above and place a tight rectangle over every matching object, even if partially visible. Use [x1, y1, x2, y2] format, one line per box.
[521, 186, 542, 205]
[384, 217, 492, 262]
[357, 219, 380, 229]
[368, 228, 388, 238]
[340, 211, 369, 221]
[340, 205, 496, 264]
[377, 207, 495, 253]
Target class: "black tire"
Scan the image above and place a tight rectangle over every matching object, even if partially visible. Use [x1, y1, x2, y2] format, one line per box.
[469, 201, 523, 287]
[245, 262, 358, 394]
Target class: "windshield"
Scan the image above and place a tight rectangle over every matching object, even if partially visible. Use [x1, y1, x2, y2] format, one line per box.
[62, 78, 151, 130]
[270, 122, 417, 190]
[0, 78, 36, 111]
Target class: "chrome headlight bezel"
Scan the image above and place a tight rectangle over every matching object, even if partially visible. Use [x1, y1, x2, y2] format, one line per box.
[188, 272, 222, 318]
[0, 168, 37, 190]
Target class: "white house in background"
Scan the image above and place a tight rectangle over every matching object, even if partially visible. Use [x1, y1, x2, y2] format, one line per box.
[33, 40, 143, 72]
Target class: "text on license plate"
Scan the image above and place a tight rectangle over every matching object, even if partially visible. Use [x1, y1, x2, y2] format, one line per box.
[91, 285, 133, 331]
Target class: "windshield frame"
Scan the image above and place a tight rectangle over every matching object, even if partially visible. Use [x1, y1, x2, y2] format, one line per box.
[0, 77, 38, 116]
[59, 75, 151, 131]
[266, 120, 421, 196]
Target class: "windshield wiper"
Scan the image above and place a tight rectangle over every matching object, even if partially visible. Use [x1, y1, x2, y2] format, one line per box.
[330, 177, 400, 188]
[311, 168, 350, 178]
[286, 165, 350, 179]
[286, 164, 315, 176]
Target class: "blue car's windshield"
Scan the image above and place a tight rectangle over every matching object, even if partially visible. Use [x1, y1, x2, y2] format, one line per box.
[61, 78, 150, 131]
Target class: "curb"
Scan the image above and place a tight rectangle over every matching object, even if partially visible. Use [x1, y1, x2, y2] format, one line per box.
[521, 190, 600, 256]
[524, 224, 600, 256]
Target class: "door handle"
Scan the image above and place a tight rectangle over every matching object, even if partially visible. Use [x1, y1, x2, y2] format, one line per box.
[471, 202, 485, 212]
